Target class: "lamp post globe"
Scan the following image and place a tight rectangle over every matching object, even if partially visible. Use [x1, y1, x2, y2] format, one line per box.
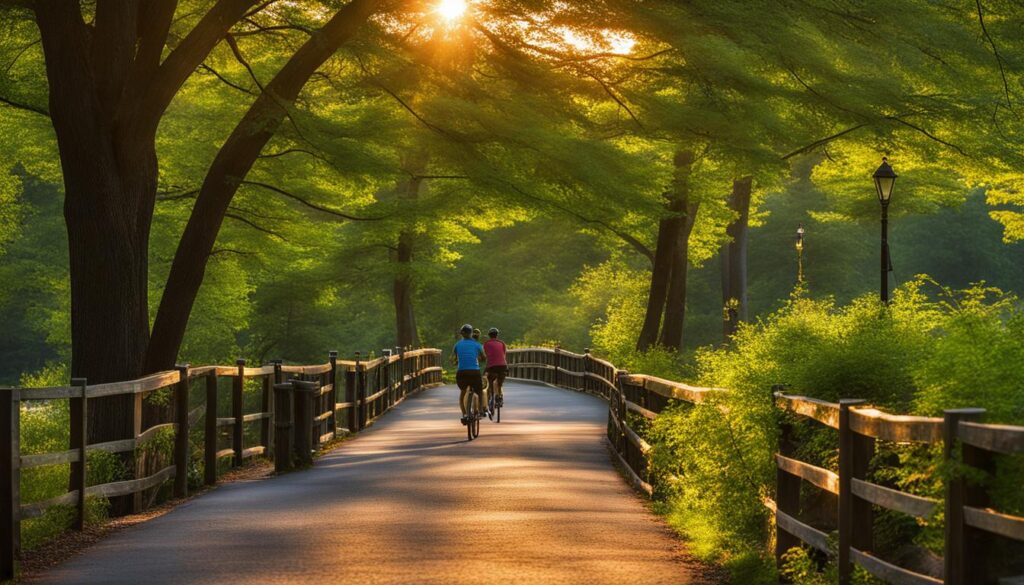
[873, 157, 897, 303]
[795, 225, 805, 285]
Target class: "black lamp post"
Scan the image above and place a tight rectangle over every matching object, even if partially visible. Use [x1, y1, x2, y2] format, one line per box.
[795, 224, 805, 285]
[873, 157, 897, 303]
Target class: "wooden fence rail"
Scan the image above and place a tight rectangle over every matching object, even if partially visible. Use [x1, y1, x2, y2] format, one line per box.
[506, 346, 1024, 585]
[0, 347, 443, 580]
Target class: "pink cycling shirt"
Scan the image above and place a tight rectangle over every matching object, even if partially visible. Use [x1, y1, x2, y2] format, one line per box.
[483, 339, 507, 367]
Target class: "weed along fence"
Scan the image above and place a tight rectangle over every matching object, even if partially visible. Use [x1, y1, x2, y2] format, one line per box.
[506, 346, 1024, 585]
[0, 348, 442, 580]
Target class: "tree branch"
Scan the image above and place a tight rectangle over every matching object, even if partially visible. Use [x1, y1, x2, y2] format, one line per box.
[975, 0, 1012, 107]
[224, 211, 287, 240]
[0, 93, 49, 117]
[199, 62, 256, 95]
[781, 123, 868, 160]
[240, 180, 383, 220]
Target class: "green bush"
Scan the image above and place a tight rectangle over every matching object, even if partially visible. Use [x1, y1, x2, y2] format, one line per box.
[639, 278, 1024, 580]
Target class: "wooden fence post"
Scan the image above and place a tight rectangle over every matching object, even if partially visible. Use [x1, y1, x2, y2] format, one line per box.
[328, 352, 338, 435]
[345, 362, 358, 434]
[173, 365, 190, 499]
[1, 388, 20, 580]
[553, 346, 560, 387]
[357, 353, 368, 429]
[233, 359, 245, 467]
[583, 348, 591, 395]
[838, 398, 870, 585]
[395, 348, 403, 397]
[273, 382, 294, 473]
[773, 387, 801, 568]
[204, 371, 217, 486]
[69, 378, 87, 530]
[132, 388, 144, 512]
[292, 380, 318, 467]
[943, 407, 987, 585]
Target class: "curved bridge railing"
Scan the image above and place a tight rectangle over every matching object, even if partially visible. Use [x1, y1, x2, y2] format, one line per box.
[0, 348, 443, 579]
[506, 346, 1024, 585]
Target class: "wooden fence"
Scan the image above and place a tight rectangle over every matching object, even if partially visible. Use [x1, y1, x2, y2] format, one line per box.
[506, 346, 1024, 585]
[0, 347, 442, 580]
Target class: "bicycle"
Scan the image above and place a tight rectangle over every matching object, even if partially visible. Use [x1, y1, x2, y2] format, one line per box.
[465, 388, 483, 440]
[487, 379, 501, 423]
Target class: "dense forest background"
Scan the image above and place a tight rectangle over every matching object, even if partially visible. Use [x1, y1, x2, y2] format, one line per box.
[3, 165, 1022, 384]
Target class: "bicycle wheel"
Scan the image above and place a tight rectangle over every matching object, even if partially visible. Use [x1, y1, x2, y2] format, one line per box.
[471, 393, 481, 439]
[467, 392, 477, 441]
[496, 400, 501, 423]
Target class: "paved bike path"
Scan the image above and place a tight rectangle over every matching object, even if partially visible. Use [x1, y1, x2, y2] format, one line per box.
[35, 382, 705, 584]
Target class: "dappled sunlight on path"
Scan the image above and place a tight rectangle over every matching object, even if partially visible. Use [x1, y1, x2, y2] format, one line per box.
[34, 382, 704, 584]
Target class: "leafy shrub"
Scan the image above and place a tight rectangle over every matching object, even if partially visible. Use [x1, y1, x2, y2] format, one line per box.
[640, 278, 1024, 579]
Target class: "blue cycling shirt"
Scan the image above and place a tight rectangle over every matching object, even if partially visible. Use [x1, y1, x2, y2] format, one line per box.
[453, 339, 484, 371]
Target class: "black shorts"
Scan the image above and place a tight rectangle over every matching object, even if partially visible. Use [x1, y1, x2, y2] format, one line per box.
[456, 370, 483, 394]
[486, 366, 508, 382]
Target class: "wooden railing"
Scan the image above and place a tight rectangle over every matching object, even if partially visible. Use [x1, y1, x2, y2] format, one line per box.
[0, 347, 443, 580]
[506, 346, 1024, 585]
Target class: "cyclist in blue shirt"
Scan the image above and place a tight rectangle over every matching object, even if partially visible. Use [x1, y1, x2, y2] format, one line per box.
[453, 323, 487, 424]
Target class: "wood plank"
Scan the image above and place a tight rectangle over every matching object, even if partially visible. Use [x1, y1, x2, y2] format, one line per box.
[187, 365, 218, 378]
[958, 421, 1024, 455]
[18, 386, 80, 400]
[624, 400, 657, 420]
[241, 412, 270, 423]
[241, 446, 265, 459]
[963, 506, 1024, 541]
[215, 448, 235, 459]
[241, 366, 274, 377]
[334, 401, 355, 409]
[851, 478, 937, 519]
[87, 370, 180, 398]
[775, 509, 831, 555]
[623, 423, 652, 454]
[850, 548, 942, 585]
[86, 438, 136, 454]
[313, 410, 333, 423]
[85, 465, 176, 499]
[318, 431, 334, 444]
[18, 491, 79, 520]
[20, 449, 80, 469]
[216, 417, 235, 427]
[775, 393, 840, 429]
[849, 408, 942, 444]
[775, 454, 839, 494]
[555, 367, 584, 378]
[508, 363, 556, 370]
[634, 375, 724, 404]
[136, 423, 176, 447]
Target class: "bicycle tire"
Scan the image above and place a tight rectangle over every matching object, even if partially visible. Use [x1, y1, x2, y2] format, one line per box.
[467, 393, 476, 441]
[472, 393, 481, 439]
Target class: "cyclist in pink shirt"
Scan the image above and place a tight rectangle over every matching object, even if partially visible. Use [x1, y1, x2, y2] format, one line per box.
[483, 328, 507, 408]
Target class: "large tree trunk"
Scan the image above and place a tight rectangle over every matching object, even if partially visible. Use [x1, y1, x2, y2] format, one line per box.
[720, 176, 752, 339]
[35, 0, 254, 514]
[393, 173, 423, 348]
[636, 216, 679, 351]
[144, 0, 382, 372]
[657, 150, 698, 351]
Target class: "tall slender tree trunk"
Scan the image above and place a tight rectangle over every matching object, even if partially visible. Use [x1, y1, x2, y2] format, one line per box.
[720, 176, 752, 339]
[636, 216, 677, 351]
[657, 150, 698, 351]
[393, 173, 422, 348]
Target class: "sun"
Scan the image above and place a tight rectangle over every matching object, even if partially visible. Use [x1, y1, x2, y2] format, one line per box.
[436, 0, 468, 22]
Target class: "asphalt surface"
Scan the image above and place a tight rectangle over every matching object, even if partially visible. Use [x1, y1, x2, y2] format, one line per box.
[35, 382, 702, 584]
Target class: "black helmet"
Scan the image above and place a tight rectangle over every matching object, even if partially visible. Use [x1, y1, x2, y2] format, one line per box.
[488, 327, 499, 338]
[460, 324, 473, 334]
